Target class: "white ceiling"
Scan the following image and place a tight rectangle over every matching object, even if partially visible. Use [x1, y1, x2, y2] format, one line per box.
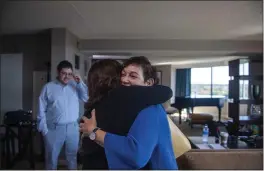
[2, 1, 262, 40]
[1, 1, 262, 65]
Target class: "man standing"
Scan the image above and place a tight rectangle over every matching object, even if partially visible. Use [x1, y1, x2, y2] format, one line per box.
[37, 60, 88, 170]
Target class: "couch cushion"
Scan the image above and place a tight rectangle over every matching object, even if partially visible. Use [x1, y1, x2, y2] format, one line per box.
[177, 149, 263, 170]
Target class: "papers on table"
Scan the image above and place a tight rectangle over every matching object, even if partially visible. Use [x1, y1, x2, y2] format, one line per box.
[208, 144, 227, 150]
[196, 143, 227, 150]
[196, 144, 212, 149]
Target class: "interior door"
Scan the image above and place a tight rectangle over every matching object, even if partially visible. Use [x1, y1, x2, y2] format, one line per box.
[0, 54, 23, 124]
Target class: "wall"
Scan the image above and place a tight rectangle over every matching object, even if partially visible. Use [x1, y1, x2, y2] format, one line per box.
[155, 65, 172, 87]
[156, 65, 175, 103]
[51, 28, 66, 80]
[0, 54, 23, 123]
[2, 30, 51, 110]
[0, 0, 10, 117]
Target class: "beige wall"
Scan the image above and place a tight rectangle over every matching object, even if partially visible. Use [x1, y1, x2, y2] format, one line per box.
[155, 65, 175, 103]
[155, 65, 172, 87]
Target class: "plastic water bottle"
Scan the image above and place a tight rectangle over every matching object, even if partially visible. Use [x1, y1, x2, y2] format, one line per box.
[202, 124, 209, 143]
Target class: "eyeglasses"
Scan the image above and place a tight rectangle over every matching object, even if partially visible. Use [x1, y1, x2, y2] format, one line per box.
[60, 71, 73, 77]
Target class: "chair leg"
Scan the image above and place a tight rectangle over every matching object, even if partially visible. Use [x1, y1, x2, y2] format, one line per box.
[190, 121, 193, 129]
[1, 140, 6, 169]
[18, 129, 22, 154]
[5, 131, 11, 169]
[29, 127, 35, 169]
[11, 137, 15, 156]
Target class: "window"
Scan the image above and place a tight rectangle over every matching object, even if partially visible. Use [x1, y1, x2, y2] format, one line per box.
[191, 66, 229, 98]
[240, 80, 249, 99]
[239, 60, 249, 76]
[191, 67, 211, 97]
[212, 66, 229, 98]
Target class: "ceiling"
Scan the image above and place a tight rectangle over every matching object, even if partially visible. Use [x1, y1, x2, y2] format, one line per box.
[2, 1, 262, 40]
[1, 1, 263, 64]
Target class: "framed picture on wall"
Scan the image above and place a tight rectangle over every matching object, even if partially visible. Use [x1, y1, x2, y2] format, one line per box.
[156, 71, 162, 85]
[75, 55, 80, 69]
[84, 60, 88, 82]
[84, 60, 88, 74]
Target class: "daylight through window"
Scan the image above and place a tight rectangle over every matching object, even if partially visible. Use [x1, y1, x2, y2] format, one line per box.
[191, 66, 229, 98]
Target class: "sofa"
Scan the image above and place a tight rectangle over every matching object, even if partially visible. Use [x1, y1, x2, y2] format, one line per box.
[176, 149, 263, 170]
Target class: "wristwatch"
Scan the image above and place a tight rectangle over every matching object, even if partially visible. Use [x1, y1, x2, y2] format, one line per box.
[89, 127, 100, 140]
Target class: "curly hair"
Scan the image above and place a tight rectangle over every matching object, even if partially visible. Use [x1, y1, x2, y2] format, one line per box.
[85, 59, 122, 110]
